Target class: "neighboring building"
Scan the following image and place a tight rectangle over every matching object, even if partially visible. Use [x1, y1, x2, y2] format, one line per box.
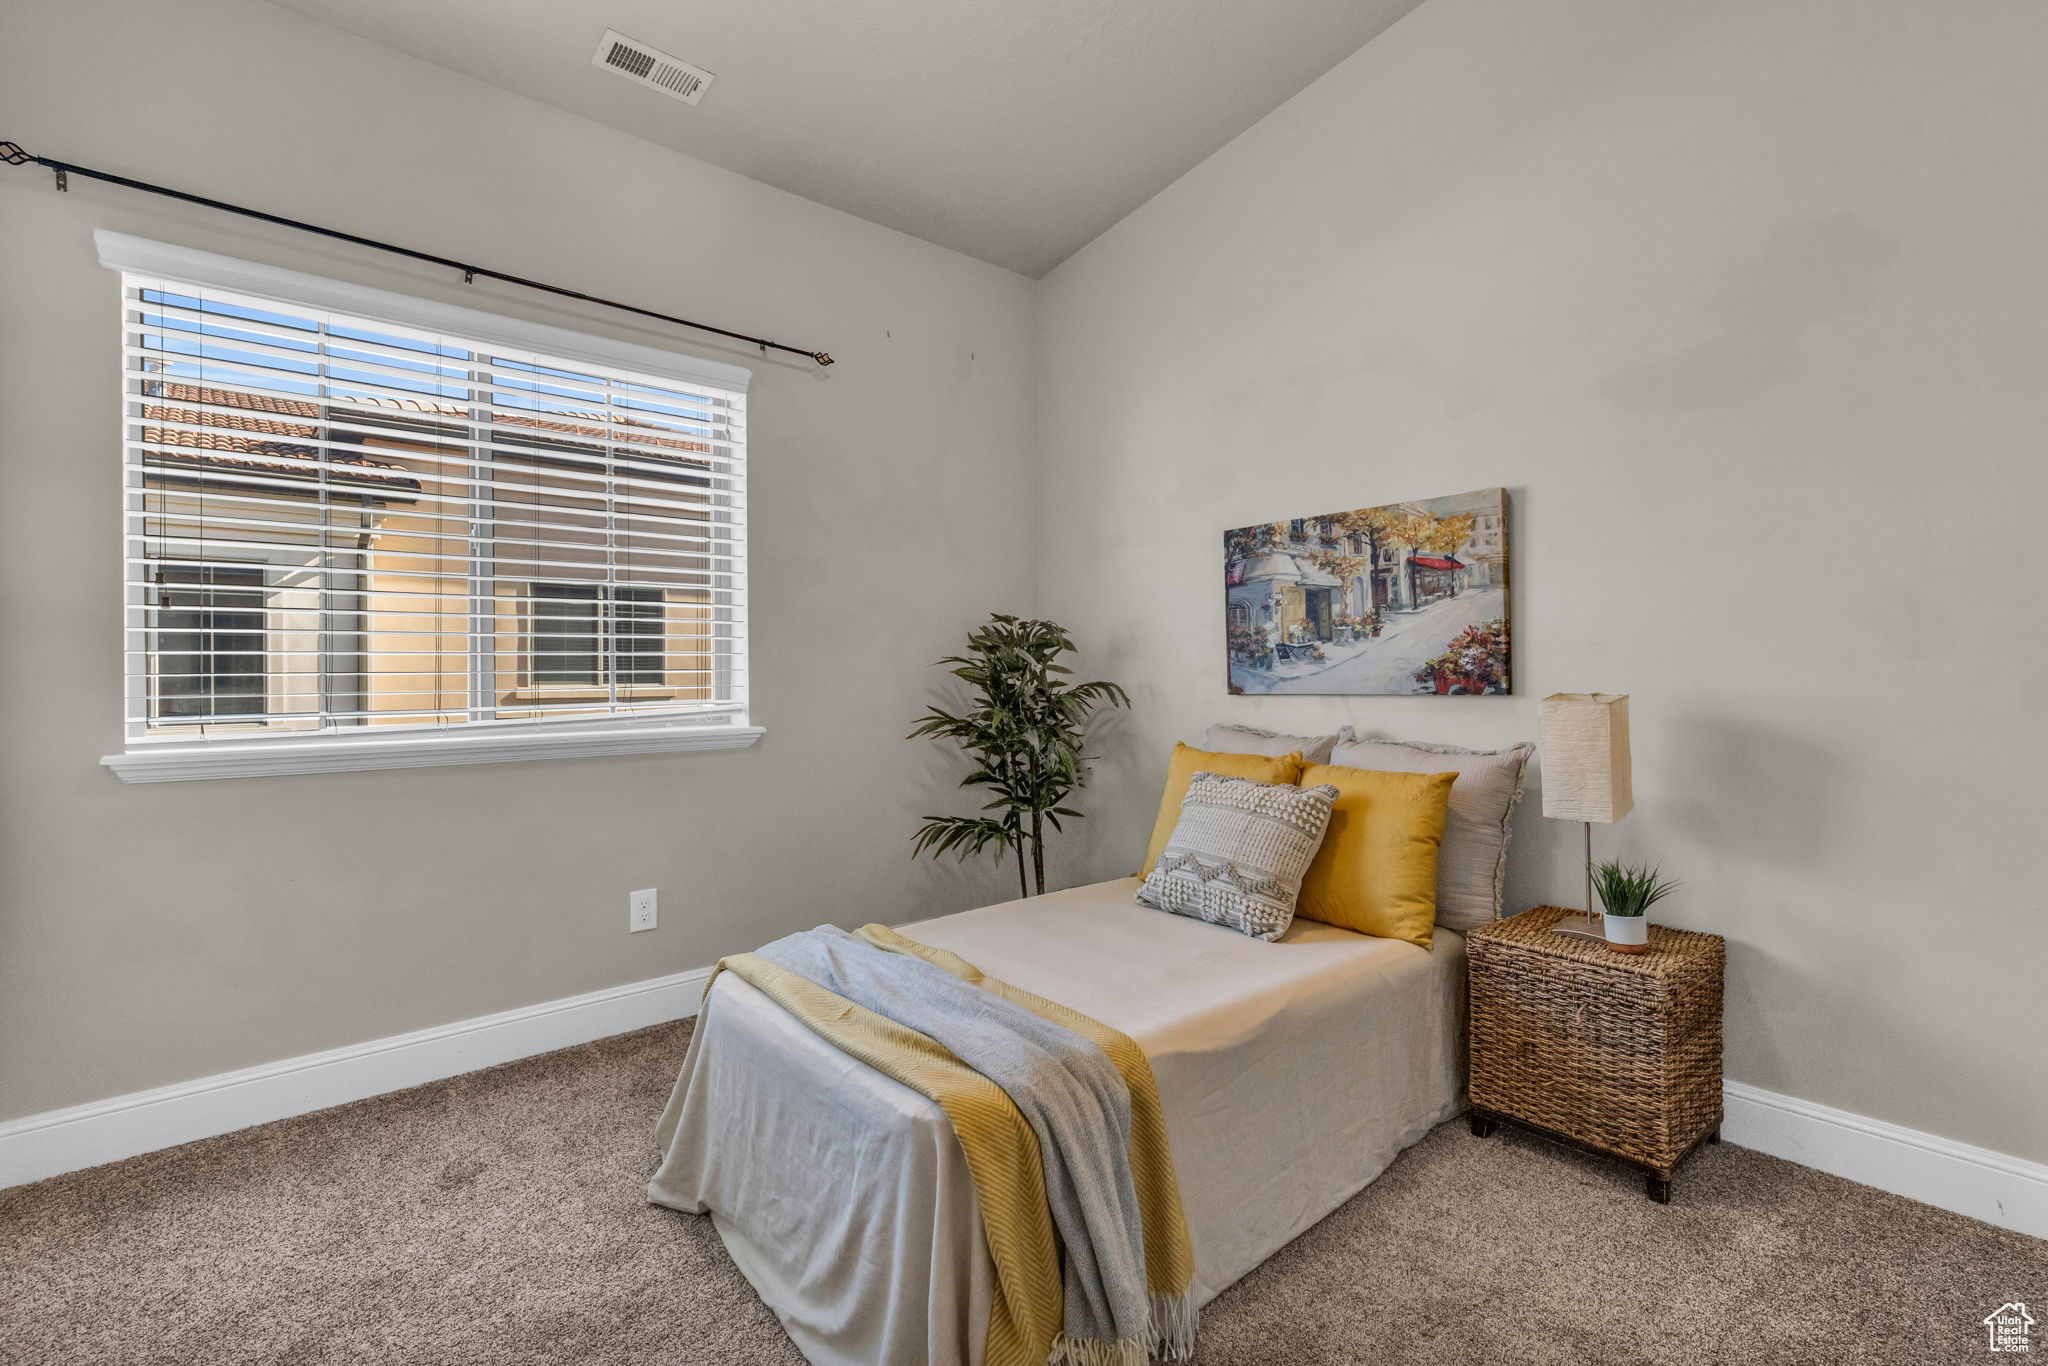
[141, 383, 422, 732]
[139, 378, 720, 736]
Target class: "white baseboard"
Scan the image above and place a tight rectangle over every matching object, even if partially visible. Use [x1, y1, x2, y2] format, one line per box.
[7, 985, 2044, 1246]
[1723, 1080, 2048, 1241]
[0, 965, 711, 1191]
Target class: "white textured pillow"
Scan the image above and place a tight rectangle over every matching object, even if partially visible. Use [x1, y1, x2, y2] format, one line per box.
[1204, 722, 1339, 765]
[1329, 731, 1533, 932]
[1137, 773, 1338, 942]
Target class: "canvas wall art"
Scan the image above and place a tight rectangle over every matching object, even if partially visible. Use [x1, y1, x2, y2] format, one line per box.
[1225, 487, 1509, 695]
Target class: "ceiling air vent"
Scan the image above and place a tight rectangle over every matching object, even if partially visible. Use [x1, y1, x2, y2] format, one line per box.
[592, 29, 714, 106]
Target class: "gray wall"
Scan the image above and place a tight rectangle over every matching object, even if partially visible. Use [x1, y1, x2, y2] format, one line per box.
[0, 0, 1040, 1120]
[1035, 0, 2048, 1162]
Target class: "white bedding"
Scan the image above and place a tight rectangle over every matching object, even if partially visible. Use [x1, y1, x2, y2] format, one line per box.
[649, 877, 1466, 1366]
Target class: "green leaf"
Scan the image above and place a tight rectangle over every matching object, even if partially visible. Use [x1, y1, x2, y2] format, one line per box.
[909, 613, 1129, 886]
[1589, 859, 1682, 916]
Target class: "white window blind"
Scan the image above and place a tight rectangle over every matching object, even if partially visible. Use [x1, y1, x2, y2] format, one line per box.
[101, 234, 754, 778]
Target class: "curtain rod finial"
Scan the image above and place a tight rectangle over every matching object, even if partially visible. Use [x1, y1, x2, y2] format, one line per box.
[813, 352, 834, 367]
[0, 141, 33, 166]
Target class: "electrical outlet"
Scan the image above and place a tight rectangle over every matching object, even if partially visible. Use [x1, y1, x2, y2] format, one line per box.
[629, 888, 658, 933]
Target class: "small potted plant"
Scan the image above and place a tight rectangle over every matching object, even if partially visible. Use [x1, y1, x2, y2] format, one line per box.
[1590, 859, 1681, 954]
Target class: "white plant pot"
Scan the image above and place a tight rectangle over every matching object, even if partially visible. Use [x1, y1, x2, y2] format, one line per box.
[1603, 913, 1650, 950]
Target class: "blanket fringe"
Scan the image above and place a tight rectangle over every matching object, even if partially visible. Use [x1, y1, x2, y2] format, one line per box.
[1046, 1336, 1149, 1366]
[1044, 1292, 1199, 1366]
[1150, 1290, 1200, 1364]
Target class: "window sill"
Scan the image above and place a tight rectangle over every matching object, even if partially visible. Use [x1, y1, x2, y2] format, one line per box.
[100, 721, 764, 784]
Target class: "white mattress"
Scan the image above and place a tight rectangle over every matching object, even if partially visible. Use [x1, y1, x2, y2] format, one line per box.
[649, 878, 1467, 1366]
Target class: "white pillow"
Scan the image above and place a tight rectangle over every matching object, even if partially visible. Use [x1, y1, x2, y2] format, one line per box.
[1205, 722, 1339, 765]
[1329, 731, 1533, 932]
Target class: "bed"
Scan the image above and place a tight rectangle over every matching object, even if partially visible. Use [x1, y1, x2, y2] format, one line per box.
[648, 875, 1467, 1366]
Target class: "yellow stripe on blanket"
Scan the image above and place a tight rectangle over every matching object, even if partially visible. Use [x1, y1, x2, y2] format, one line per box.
[853, 925, 1198, 1321]
[709, 953, 1063, 1366]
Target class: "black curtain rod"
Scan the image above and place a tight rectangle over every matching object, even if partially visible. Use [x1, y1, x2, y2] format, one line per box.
[0, 140, 833, 367]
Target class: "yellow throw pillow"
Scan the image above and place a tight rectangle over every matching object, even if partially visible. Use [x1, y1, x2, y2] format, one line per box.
[1293, 764, 1456, 949]
[1141, 743, 1304, 877]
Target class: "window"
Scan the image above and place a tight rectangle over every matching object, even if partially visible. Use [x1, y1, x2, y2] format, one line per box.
[100, 232, 759, 781]
[528, 584, 666, 688]
[530, 583, 606, 688]
[155, 566, 267, 718]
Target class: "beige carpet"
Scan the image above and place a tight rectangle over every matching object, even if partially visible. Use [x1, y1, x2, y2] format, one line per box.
[3, 1020, 2042, 1366]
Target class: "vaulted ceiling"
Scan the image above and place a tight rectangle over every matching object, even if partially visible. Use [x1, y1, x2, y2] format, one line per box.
[266, 0, 1427, 276]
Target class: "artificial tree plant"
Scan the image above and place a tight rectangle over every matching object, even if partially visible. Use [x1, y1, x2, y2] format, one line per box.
[910, 614, 1129, 899]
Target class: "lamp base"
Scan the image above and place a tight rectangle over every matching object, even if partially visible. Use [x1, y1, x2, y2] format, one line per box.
[1556, 822, 1606, 943]
[1551, 913, 1606, 944]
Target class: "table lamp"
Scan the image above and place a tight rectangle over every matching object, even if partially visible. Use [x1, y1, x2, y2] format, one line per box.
[1538, 693, 1633, 940]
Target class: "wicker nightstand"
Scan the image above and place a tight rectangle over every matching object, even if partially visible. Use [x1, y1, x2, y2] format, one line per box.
[1466, 905, 1725, 1202]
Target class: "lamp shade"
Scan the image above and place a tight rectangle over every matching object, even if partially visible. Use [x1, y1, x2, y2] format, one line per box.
[1538, 693, 1633, 824]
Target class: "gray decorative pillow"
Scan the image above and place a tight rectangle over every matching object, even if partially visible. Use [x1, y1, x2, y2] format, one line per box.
[1137, 773, 1339, 941]
[1330, 730, 1533, 932]
[1204, 722, 1339, 765]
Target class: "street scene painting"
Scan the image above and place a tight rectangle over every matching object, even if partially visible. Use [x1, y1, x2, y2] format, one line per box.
[1225, 487, 1509, 695]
